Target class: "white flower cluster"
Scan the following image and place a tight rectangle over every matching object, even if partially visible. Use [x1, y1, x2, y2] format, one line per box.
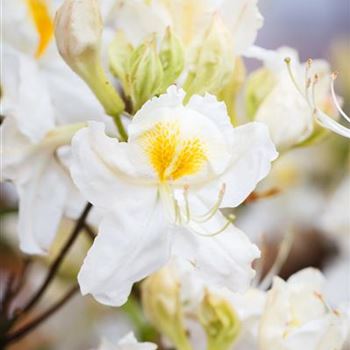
[0, 0, 349, 349]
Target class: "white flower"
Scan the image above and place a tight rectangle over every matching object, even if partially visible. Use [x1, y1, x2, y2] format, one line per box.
[70, 86, 277, 306]
[247, 46, 350, 148]
[246, 46, 335, 150]
[0, 0, 107, 254]
[258, 268, 348, 350]
[95, 332, 157, 350]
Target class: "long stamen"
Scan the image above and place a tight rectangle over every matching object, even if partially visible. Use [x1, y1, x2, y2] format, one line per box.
[284, 57, 307, 101]
[190, 214, 236, 238]
[258, 229, 294, 290]
[191, 184, 226, 223]
[330, 72, 350, 123]
[304, 58, 313, 106]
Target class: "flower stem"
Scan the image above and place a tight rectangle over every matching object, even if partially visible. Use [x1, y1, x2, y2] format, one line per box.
[1, 285, 79, 346]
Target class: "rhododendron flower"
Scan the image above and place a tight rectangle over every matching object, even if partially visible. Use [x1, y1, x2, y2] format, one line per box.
[259, 268, 348, 350]
[70, 86, 278, 306]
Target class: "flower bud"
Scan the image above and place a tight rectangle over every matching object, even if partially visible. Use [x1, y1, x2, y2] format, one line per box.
[183, 14, 235, 101]
[129, 35, 164, 111]
[108, 30, 134, 96]
[55, 0, 126, 137]
[198, 291, 241, 350]
[141, 266, 192, 350]
[245, 68, 276, 119]
[159, 27, 185, 93]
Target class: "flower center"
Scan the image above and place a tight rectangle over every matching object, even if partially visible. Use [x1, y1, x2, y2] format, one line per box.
[141, 121, 207, 182]
[25, 0, 54, 58]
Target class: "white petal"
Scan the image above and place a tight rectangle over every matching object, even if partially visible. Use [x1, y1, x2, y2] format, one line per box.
[187, 92, 233, 149]
[17, 158, 69, 255]
[1, 46, 55, 142]
[220, 0, 263, 54]
[172, 197, 260, 292]
[70, 121, 156, 210]
[2, 0, 38, 55]
[196, 122, 278, 208]
[128, 86, 186, 139]
[1, 114, 70, 255]
[78, 192, 171, 306]
[255, 76, 314, 149]
[117, 332, 157, 350]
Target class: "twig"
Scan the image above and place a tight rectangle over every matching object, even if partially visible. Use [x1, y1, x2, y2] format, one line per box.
[2, 285, 79, 346]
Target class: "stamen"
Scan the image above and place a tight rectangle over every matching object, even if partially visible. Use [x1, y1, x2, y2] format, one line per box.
[190, 214, 236, 237]
[258, 229, 294, 290]
[191, 184, 226, 223]
[330, 72, 350, 123]
[284, 57, 306, 101]
[304, 58, 313, 105]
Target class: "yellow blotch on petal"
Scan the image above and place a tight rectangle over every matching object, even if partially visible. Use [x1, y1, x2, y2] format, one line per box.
[26, 0, 54, 58]
[141, 121, 207, 181]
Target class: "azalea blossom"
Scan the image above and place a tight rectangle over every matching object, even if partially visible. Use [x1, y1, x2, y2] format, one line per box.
[95, 332, 157, 350]
[245, 46, 344, 150]
[0, 0, 110, 254]
[259, 268, 348, 350]
[70, 86, 278, 306]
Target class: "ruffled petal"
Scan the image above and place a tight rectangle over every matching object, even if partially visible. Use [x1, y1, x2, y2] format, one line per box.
[70, 121, 157, 211]
[196, 122, 278, 208]
[172, 195, 260, 293]
[78, 191, 171, 306]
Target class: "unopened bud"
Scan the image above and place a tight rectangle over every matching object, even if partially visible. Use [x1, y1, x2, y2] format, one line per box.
[184, 14, 235, 101]
[141, 266, 192, 350]
[55, 0, 126, 137]
[159, 27, 185, 93]
[108, 30, 134, 95]
[129, 35, 164, 112]
[198, 291, 241, 350]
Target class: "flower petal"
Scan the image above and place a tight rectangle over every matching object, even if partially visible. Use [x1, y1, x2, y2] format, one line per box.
[17, 157, 69, 255]
[172, 196, 260, 292]
[196, 122, 278, 208]
[70, 121, 156, 211]
[78, 191, 171, 306]
[1, 46, 55, 142]
[220, 0, 263, 55]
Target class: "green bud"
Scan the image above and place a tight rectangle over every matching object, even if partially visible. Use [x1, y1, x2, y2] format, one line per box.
[183, 14, 235, 102]
[159, 27, 185, 93]
[109, 30, 134, 96]
[198, 291, 241, 350]
[141, 266, 193, 350]
[128, 35, 164, 112]
[245, 68, 276, 120]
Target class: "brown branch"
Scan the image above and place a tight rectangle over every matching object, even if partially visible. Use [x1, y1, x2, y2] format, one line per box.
[2, 285, 79, 346]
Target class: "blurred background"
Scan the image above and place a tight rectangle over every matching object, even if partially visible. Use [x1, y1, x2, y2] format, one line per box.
[1, 0, 349, 349]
